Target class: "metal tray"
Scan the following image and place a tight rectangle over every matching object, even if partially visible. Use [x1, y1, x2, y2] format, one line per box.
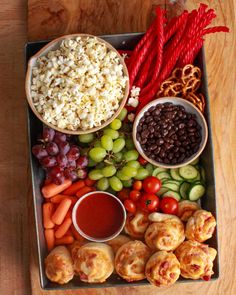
[26, 33, 219, 290]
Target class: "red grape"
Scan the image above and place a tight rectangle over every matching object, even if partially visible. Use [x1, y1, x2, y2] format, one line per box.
[64, 168, 78, 181]
[56, 154, 68, 168]
[58, 141, 70, 155]
[77, 169, 87, 179]
[48, 166, 65, 184]
[32, 144, 48, 159]
[76, 155, 89, 169]
[67, 146, 80, 161]
[54, 132, 67, 144]
[54, 174, 65, 185]
[46, 142, 59, 156]
[67, 159, 76, 169]
[43, 127, 55, 142]
[40, 156, 57, 168]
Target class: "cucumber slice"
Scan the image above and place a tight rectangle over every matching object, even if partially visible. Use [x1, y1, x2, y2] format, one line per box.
[162, 179, 182, 186]
[188, 171, 201, 182]
[162, 191, 181, 201]
[170, 168, 184, 181]
[188, 183, 205, 201]
[162, 183, 180, 192]
[157, 172, 171, 180]
[180, 182, 191, 199]
[190, 157, 199, 166]
[179, 165, 198, 180]
[152, 167, 168, 177]
[200, 167, 206, 183]
[156, 187, 169, 196]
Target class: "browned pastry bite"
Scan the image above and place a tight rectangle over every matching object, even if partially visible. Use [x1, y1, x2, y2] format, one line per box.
[145, 215, 185, 251]
[115, 240, 152, 282]
[68, 240, 85, 262]
[178, 200, 200, 222]
[73, 242, 114, 283]
[106, 234, 131, 254]
[44, 246, 74, 284]
[175, 240, 217, 280]
[124, 211, 150, 239]
[185, 209, 216, 242]
[145, 251, 180, 287]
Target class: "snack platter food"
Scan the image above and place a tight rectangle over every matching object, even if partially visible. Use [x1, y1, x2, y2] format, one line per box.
[26, 32, 219, 290]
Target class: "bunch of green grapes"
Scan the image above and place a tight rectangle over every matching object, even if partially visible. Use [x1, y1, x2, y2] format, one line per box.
[78, 109, 152, 192]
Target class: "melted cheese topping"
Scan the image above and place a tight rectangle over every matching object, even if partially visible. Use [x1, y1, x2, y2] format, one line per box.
[125, 211, 150, 239]
[107, 234, 131, 254]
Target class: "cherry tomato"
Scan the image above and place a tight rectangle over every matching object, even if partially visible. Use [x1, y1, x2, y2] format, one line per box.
[142, 176, 161, 193]
[129, 190, 141, 202]
[124, 199, 136, 213]
[118, 188, 130, 201]
[133, 180, 142, 191]
[138, 155, 148, 165]
[160, 197, 178, 215]
[140, 194, 160, 212]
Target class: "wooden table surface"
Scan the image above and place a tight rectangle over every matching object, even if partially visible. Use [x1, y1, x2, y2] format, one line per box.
[0, 0, 235, 294]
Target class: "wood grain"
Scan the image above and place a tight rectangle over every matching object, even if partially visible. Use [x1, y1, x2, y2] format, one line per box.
[0, 0, 235, 295]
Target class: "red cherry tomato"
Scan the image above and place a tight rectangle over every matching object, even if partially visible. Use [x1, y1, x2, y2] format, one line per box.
[142, 176, 161, 193]
[138, 155, 148, 165]
[117, 188, 130, 201]
[129, 190, 141, 202]
[160, 197, 178, 215]
[133, 180, 142, 191]
[140, 194, 160, 212]
[124, 199, 137, 213]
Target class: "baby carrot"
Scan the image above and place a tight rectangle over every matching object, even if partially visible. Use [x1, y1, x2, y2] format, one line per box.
[43, 203, 55, 229]
[85, 177, 96, 187]
[76, 186, 95, 198]
[55, 217, 72, 239]
[71, 224, 84, 242]
[42, 179, 72, 198]
[50, 194, 77, 205]
[63, 180, 85, 196]
[55, 235, 74, 245]
[51, 198, 72, 225]
[44, 229, 55, 251]
[65, 209, 72, 219]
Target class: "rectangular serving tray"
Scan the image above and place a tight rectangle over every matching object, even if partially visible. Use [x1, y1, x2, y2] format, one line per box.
[26, 33, 219, 290]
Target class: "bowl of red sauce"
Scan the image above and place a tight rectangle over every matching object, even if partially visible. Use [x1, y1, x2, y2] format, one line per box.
[72, 191, 126, 242]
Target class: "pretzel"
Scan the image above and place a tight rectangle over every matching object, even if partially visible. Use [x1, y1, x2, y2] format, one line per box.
[163, 83, 183, 97]
[181, 65, 201, 84]
[182, 78, 201, 96]
[171, 68, 183, 79]
[160, 80, 175, 91]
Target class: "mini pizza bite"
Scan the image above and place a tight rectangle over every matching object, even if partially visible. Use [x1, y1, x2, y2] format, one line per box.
[124, 211, 150, 239]
[178, 200, 200, 222]
[175, 240, 217, 280]
[145, 251, 180, 287]
[115, 240, 152, 282]
[185, 209, 216, 242]
[106, 234, 131, 254]
[44, 246, 74, 284]
[73, 242, 114, 283]
[145, 216, 185, 251]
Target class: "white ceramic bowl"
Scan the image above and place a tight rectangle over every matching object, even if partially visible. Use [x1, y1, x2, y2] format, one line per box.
[132, 97, 208, 168]
[25, 33, 129, 135]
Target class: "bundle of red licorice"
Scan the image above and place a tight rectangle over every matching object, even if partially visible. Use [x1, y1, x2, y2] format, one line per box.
[120, 3, 229, 113]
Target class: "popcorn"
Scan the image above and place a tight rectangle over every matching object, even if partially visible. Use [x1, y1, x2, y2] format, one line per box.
[127, 85, 140, 108]
[31, 37, 128, 131]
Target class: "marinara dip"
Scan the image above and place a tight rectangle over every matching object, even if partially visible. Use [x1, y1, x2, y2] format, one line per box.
[72, 191, 126, 242]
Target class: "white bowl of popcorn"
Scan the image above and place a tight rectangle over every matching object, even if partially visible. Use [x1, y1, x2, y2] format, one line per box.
[25, 34, 129, 134]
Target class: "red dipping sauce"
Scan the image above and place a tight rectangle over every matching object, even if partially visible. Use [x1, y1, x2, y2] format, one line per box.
[72, 191, 126, 242]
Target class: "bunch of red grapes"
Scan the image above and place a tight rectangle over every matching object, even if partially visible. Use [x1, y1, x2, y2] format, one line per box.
[32, 127, 88, 184]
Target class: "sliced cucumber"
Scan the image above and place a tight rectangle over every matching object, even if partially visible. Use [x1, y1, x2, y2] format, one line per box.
[152, 167, 168, 177]
[157, 172, 171, 180]
[156, 187, 169, 196]
[190, 157, 199, 166]
[162, 190, 181, 201]
[162, 183, 180, 192]
[162, 179, 182, 186]
[200, 167, 206, 183]
[179, 165, 198, 180]
[180, 182, 191, 200]
[188, 183, 205, 201]
[188, 171, 201, 182]
[170, 168, 184, 181]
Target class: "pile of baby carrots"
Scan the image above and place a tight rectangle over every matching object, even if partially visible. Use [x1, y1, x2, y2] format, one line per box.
[122, 3, 229, 113]
[42, 178, 96, 251]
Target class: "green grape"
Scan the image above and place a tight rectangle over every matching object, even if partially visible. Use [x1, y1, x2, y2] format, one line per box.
[112, 138, 125, 153]
[78, 133, 94, 143]
[116, 170, 130, 181]
[94, 140, 102, 148]
[121, 166, 137, 177]
[88, 158, 97, 167]
[101, 135, 113, 151]
[146, 163, 154, 176]
[118, 133, 125, 139]
[127, 160, 140, 169]
[102, 165, 117, 177]
[109, 176, 123, 191]
[134, 167, 149, 180]
[117, 108, 128, 121]
[125, 138, 135, 150]
[97, 177, 109, 190]
[114, 152, 123, 162]
[89, 147, 106, 162]
[110, 119, 122, 130]
[89, 169, 103, 180]
[103, 128, 119, 140]
[123, 150, 139, 161]
[122, 179, 133, 188]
